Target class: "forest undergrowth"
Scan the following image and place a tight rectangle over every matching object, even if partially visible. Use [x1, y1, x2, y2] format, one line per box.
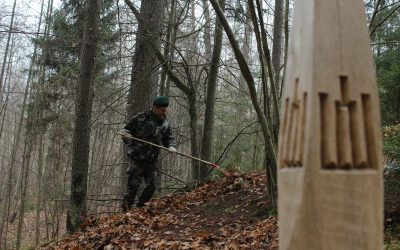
[9, 168, 398, 249]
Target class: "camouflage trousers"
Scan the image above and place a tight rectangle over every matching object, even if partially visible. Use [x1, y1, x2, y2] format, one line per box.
[122, 160, 157, 211]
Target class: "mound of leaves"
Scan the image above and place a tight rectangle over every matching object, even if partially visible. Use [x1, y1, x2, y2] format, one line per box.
[42, 171, 278, 249]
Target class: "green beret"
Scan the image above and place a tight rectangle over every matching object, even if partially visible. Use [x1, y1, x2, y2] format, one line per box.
[153, 96, 169, 107]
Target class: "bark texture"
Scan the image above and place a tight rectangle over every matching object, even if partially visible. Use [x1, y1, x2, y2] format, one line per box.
[67, 0, 99, 233]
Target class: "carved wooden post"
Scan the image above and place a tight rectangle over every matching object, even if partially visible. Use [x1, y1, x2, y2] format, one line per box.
[278, 0, 383, 249]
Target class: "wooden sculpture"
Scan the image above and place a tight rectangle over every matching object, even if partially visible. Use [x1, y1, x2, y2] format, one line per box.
[278, 0, 383, 249]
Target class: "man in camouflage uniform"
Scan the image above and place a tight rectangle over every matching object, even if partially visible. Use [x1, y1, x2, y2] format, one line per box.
[121, 96, 176, 211]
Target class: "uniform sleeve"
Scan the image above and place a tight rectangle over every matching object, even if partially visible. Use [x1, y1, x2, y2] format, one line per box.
[124, 115, 138, 135]
[162, 123, 176, 148]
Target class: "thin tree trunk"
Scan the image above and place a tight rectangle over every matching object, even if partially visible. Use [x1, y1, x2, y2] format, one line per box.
[67, 0, 99, 233]
[160, 0, 176, 96]
[188, 97, 200, 181]
[200, 0, 225, 182]
[44, 201, 49, 240]
[232, 3, 253, 166]
[272, 0, 284, 92]
[281, 0, 290, 99]
[15, 0, 46, 246]
[255, 0, 279, 131]
[35, 135, 45, 244]
[0, 0, 17, 112]
[255, 0, 278, 207]
[32, 0, 54, 243]
[0, 29, 17, 183]
[248, 0, 271, 120]
[0, 36, 15, 144]
[0, 35, 16, 250]
[201, 0, 212, 59]
[165, 21, 178, 97]
[157, 0, 177, 194]
[15, 142, 30, 249]
[209, 0, 277, 207]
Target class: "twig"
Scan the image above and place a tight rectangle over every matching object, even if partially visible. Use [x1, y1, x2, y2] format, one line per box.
[157, 168, 194, 188]
[370, 4, 400, 36]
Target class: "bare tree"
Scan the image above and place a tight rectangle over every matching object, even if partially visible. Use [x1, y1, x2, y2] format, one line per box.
[0, 0, 17, 114]
[125, 0, 166, 117]
[209, 0, 278, 206]
[200, 0, 226, 182]
[15, 0, 47, 247]
[67, 0, 99, 233]
[272, 0, 285, 91]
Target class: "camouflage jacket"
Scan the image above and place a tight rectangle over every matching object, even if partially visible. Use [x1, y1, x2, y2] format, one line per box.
[124, 109, 176, 163]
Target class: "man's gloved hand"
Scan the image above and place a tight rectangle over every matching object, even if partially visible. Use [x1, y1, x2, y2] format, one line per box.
[168, 146, 177, 153]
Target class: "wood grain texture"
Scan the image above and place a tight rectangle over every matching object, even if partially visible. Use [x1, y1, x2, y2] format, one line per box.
[278, 0, 383, 249]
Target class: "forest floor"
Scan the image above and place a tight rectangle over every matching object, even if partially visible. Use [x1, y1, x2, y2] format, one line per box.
[7, 169, 400, 249]
[384, 166, 400, 249]
[40, 171, 278, 249]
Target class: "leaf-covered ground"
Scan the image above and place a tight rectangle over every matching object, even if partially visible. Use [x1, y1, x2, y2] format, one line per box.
[42, 171, 278, 249]
[39, 167, 400, 249]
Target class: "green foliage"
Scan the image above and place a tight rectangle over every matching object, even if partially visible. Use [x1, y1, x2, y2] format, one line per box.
[372, 1, 400, 170]
[384, 225, 400, 250]
[383, 134, 400, 163]
[377, 51, 400, 125]
[39, 0, 119, 87]
[374, 2, 400, 126]
[383, 124, 400, 163]
[29, 0, 121, 135]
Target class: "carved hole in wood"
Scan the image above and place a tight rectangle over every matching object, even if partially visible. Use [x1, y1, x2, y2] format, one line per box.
[320, 76, 374, 170]
[320, 93, 337, 169]
[281, 78, 304, 168]
[362, 94, 377, 169]
[279, 98, 291, 168]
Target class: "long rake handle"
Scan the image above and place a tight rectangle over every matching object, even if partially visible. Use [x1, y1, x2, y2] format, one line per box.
[117, 132, 228, 176]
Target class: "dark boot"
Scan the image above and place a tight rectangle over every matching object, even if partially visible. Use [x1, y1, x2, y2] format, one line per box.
[138, 171, 156, 205]
[123, 166, 143, 212]
[121, 202, 132, 212]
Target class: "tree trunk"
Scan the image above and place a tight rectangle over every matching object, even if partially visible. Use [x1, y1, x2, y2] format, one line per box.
[126, 0, 166, 118]
[0, 0, 17, 112]
[160, 0, 177, 96]
[15, 0, 46, 246]
[281, 0, 290, 99]
[15, 142, 30, 249]
[200, 0, 225, 182]
[0, 35, 16, 250]
[188, 96, 201, 180]
[201, 0, 212, 59]
[255, 0, 280, 134]
[272, 0, 284, 91]
[165, 13, 178, 97]
[67, 0, 99, 233]
[35, 135, 45, 243]
[122, 0, 166, 192]
[0, 36, 15, 145]
[209, 0, 277, 206]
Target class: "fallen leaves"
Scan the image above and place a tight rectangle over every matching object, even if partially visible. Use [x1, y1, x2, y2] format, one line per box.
[42, 171, 278, 249]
